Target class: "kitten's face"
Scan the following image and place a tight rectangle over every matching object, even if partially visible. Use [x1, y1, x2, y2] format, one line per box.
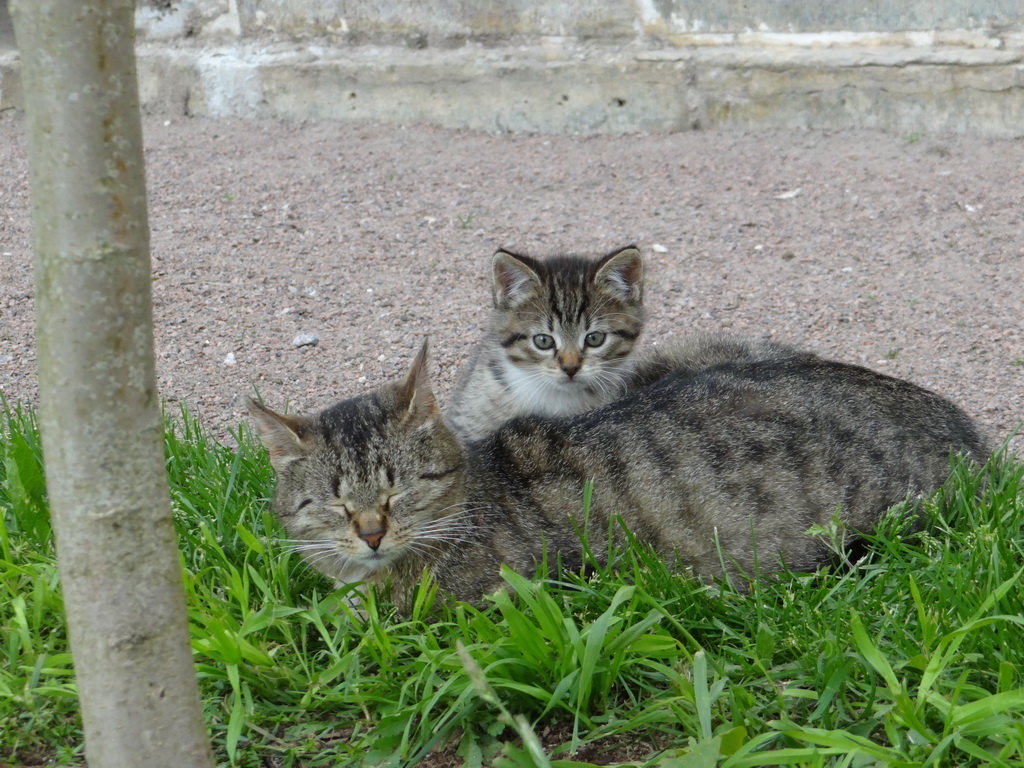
[248, 345, 467, 585]
[491, 247, 644, 404]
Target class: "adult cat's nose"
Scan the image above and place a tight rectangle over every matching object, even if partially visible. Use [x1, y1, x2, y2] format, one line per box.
[356, 513, 387, 550]
[359, 528, 386, 551]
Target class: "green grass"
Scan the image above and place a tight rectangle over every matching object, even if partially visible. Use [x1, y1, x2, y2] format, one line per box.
[2, 400, 1023, 767]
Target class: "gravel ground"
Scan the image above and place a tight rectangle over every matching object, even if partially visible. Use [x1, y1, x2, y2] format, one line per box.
[1, 112, 1021, 456]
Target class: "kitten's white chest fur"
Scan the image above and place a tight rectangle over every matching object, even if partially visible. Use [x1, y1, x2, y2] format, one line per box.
[497, 355, 619, 416]
[446, 347, 633, 441]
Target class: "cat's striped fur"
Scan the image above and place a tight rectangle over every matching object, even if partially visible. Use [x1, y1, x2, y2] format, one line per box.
[249, 341, 987, 611]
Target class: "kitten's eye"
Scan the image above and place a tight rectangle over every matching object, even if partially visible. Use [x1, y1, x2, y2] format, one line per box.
[584, 331, 607, 348]
[295, 498, 313, 513]
[533, 334, 555, 350]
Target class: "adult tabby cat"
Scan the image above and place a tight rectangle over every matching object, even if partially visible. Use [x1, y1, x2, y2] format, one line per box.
[446, 246, 645, 442]
[249, 341, 986, 611]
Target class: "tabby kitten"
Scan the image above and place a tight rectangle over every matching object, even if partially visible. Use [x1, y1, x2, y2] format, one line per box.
[446, 246, 645, 442]
[249, 341, 986, 611]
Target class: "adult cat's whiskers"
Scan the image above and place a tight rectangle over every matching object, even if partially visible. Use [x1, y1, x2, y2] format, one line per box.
[280, 539, 353, 570]
[286, 540, 339, 555]
[273, 539, 357, 581]
[415, 526, 483, 545]
[303, 551, 348, 572]
[426, 501, 503, 521]
[414, 505, 497, 546]
[405, 540, 446, 558]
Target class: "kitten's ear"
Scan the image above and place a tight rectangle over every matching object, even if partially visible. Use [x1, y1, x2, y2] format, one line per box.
[397, 340, 441, 426]
[595, 245, 643, 304]
[492, 249, 542, 309]
[246, 398, 313, 471]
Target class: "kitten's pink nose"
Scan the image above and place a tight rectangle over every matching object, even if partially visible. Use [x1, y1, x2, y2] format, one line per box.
[558, 351, 582, 378]
[359, 528, 386, 551]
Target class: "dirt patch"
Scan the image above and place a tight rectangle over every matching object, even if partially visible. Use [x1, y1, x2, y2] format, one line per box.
[0, 114, 1020, 455]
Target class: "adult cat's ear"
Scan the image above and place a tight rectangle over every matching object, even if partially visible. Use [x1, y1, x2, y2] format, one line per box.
[398, 340, 441, 426]
[246, 398, 312, 471]
[595, 245, 643, 304]
[492, 249, 542, 309]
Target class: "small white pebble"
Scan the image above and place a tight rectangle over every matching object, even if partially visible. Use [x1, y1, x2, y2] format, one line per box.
[651, 243, 668, 253]
[774, 188, 803, 200]
[223, 352, 237, 366]
[292, 332, 319, 348]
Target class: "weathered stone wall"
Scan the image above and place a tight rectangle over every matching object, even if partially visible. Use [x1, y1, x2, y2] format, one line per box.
[2, 1, 1022, 136]
[134, 0, 1024, 47]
